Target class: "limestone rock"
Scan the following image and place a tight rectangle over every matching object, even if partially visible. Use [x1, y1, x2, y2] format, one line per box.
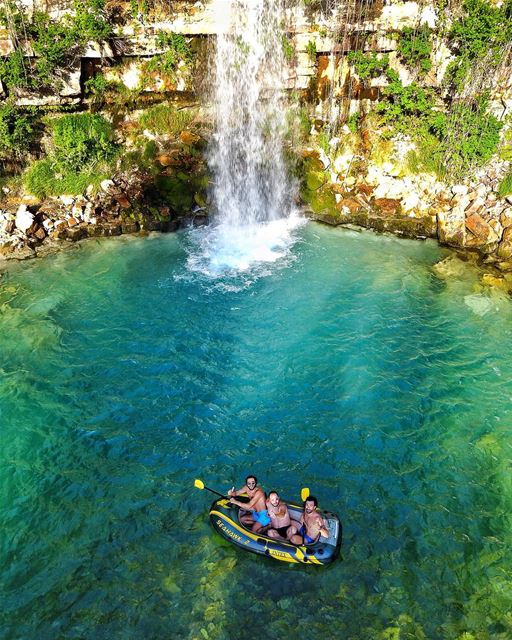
[438, 208, 465, 246]
[500, 208, 512, 228]
[452, 184, 469, 197]
[465, 213, 500, 246]
[33, 226, 46, 241]
[100, 179, 115, 193]
[497, 226, 512, 259]
[15, 205, 34, 233]
[60, 195, 75, 206]
[401, 192, 420, 213]
[373, 198, 402, 216]
[114, 194, 131, 209]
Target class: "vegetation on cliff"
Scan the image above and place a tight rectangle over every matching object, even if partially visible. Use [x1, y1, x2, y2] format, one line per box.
[24, 113, 117, 198]
[0, 0, 111, 92]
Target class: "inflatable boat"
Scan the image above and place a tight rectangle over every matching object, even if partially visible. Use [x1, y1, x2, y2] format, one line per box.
[209, 497, 342, 565]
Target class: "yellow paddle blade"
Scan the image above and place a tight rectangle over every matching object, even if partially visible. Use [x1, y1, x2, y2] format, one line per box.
[194, 479, 205, 490]
[301, 487, 310, 502]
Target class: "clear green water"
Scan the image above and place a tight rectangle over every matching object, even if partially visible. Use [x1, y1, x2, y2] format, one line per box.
[1, 225, 511, 640]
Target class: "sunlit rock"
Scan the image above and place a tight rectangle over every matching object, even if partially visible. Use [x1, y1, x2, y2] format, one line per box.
[15, 205, 34, 233]
[465, 213, 501, 247]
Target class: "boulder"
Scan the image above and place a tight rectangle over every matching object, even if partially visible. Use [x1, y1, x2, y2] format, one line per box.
[66, 227, 87, 242]
[180, 131, 200, 146]
[465, 213, 500, 246]
[100, 179, 115, 193]
[373, 198, 402, 216]
[438, 208, 465, 246]
[60, 195, 75, 206]
[114, 194, 131, 209]
[401, 192, 420, 213]
[452, 184, 469, 197]
[32, 226, 46, 241]
[464, 197, 485, 216]
[15, 205, 34, 233]
[336, 198, 361, 215]
[501, 207, 512, 228]
[497, 226, 512, 259]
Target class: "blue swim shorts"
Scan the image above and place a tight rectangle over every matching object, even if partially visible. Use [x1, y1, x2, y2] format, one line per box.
[252, 509, 271, 526]
[299, 524, 316, 545]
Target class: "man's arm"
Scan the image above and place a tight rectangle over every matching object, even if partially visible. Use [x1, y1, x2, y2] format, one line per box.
[231, 488, 263, 510]
[318, 515, 329, 538]
[228, 485, 246, 497]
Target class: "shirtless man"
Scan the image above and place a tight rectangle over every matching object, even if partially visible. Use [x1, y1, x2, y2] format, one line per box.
[228, 475, 270, 532]
[290, 496, 329, 545]
[266, 491, 295, 541]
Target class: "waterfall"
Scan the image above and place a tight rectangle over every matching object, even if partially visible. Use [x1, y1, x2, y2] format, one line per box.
[187, 0, 302, 278]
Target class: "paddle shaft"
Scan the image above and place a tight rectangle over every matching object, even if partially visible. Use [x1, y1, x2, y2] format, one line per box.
[202, 484, 227, 499]
[199, 483, 254, 511]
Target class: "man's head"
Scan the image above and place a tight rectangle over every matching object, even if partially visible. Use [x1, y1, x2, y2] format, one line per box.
[268, 491, 280, 507]
[304, 496, 318, 514]
[245, 475, 257, 489]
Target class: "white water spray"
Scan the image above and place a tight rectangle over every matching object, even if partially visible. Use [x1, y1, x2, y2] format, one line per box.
[188, 0, 302, 277]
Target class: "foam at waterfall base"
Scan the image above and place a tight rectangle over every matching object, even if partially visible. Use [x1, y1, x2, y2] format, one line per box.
[185, 214, 305, 282]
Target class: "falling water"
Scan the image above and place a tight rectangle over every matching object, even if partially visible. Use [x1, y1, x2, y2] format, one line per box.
[187, 0, 302, 277]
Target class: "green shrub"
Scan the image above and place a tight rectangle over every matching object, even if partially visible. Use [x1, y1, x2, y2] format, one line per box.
[51, 113, 116, 171]
[376, 69, 435, 129]
[403, 97, 502, 180]
[499, 125, 512, 161]
[0, 1, 111, 91]
[347, 51, 389, 81]
[0, 103, 37, 161]
[498, 170, 512, 197]
[397, 25, 432, 73]
[144, 33, 193, 82]
[347, 112, 360, 133]
[24, 157, 110, 199]
[23, 113, 117, 198]
[446, 0, 512, 89]
[282, 35, 294, 62]
[139, 104, 194, 135]
[442, 98, 502, 175]
[306, 40, 317, 61]
[72, 0, 112, 42]
[0, 49, 31, 90]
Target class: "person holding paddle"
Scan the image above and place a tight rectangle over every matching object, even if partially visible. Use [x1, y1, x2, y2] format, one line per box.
[228, 474, 270, 532]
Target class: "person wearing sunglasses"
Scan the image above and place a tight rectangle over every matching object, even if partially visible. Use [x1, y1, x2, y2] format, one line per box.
[228, 474, 270, 532]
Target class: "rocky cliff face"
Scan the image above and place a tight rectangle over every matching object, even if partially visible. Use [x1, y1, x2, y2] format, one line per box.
[0, 0, 511, 283]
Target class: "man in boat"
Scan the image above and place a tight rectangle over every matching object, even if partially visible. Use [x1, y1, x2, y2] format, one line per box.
[266, 491, 295, 541]
[290, 496, 329, 545]
[228, 475, 271, 532]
